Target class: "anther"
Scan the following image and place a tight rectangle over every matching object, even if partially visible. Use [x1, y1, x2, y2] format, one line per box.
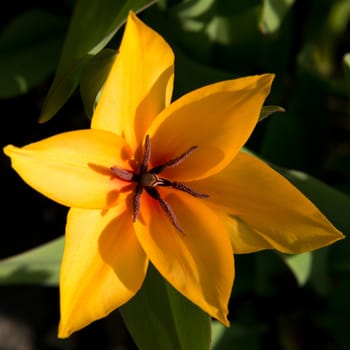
[145, 187, 183, 233]
[111, 167, 134, 181]
[171, 182, 209, 198]
[150, 146, 198, 174]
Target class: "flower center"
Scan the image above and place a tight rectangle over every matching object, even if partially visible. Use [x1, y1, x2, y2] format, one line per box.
[111, 135, 208, 232]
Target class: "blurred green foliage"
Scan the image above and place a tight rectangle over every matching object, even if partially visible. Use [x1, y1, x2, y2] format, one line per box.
[1, 0, 350, 349]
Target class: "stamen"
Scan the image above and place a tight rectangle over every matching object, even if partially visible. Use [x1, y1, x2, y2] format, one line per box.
[171, 182, 209, 198]
[146, 187, 183, 233]
[151, 145, 198, 174]
[110, 134, 206, 233]
[133, 184, 143, 222]
[158, 198, 183, 233]
[111, 167, 134, 181]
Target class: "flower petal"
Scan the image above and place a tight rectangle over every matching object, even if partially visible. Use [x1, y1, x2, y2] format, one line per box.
[4, 129, 131, 209]
[91, 12, 175, 152]
[59, 204, 148, 338]
[219, 214, 278, 254]
[192, 152, 344, 254]
[147, 74, 274, 181]
[134, 190, 234, 325]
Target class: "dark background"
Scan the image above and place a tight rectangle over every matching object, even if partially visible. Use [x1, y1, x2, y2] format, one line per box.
[1, 0, 350, 349]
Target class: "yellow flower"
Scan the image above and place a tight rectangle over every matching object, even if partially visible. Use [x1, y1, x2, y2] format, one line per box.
[3, 12, 343, 338]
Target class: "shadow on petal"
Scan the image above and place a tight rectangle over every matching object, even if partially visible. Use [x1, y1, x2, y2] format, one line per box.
[134, 65, 174, 147]
[98, 203, 148, 292]
[88, 162, 133, 207]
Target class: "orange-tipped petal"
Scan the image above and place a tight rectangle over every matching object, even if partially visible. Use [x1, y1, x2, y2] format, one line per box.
[91, 12, 174, 152]
[59, 204, 148, 338]
[193, 152, 344, 254]
[4, 129, 131, 209]
[134, 190, 234, 325]
[147, 74, 274, 181]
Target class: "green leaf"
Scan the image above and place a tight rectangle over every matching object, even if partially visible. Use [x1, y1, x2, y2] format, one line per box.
[173, 46, 234, 98]
[0, 237, 64, 286]
[212, 321, 264, 350]
[278, 252, 312, 286]
[80, 48, 116, 118]
[298, 1, 350, 76]
[309, 248, 332, 297]
[259, 105, 285, 122]
[0, 10, 67, 98]
[39, 0, 157, 123]
[120, 264, 211, 350]
[259, 0, 295, 34]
